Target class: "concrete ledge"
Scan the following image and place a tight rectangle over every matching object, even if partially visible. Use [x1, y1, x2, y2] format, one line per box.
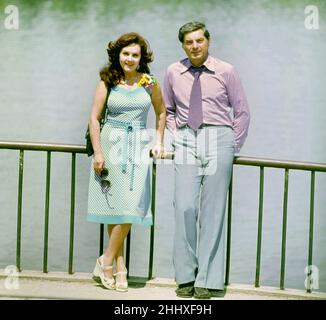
[0, 269, 175, 287]
[225, 283, 326, 300]
[0, 270, 325, 300]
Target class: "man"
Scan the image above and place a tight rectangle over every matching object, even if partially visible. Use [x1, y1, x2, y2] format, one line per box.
[163, 21, 250, 299]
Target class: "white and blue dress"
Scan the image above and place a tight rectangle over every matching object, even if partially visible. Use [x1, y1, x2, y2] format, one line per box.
[87, 78, 155, 226]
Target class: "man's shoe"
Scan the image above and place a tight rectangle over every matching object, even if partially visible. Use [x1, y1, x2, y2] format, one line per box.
[194, 287, 211, 299]
[209, 288, 226, 298]
[175, 284, 194, 298]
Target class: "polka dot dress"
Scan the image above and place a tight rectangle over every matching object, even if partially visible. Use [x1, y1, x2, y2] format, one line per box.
[87, 81, 154, 226]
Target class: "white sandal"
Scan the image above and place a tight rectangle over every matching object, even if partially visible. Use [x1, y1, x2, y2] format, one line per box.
[92, 255, 115, 290]
[114, 269, 128, 292]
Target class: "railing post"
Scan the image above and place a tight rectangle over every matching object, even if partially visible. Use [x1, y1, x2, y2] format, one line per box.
[225, 170, 233, 286]
[126, 230, 131, 278]
[16, 150, 24, 272]
[68, 153, 76, 274]
[43, 151, 51, 273]
[306, 171, 315, 293]
[280, 168, 289, 290]
[99, 224, 104, 256]
[255, 166, 264, 287]
[148, 160, 157, 280]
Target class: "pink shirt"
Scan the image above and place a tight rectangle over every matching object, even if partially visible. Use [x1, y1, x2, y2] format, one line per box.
[163, 55, 250, 153]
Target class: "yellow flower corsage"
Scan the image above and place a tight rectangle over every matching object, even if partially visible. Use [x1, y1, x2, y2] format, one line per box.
[137, 74, 157, 89]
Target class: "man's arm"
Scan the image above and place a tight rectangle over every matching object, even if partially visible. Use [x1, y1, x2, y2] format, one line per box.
[163, 67, 177, 134]
[226, 66, 250, 153]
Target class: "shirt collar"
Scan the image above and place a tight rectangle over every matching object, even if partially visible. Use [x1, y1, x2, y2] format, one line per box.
[180, 54, 215, 74]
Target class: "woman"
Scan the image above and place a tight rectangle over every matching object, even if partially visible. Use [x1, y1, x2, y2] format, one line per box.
[87, 32, 166, 292]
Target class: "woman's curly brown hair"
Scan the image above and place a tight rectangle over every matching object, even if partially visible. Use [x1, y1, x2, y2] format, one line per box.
[100, 32, 153, 88]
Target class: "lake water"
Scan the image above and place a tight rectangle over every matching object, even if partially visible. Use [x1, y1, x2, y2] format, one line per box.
[0, 0, 325, 292]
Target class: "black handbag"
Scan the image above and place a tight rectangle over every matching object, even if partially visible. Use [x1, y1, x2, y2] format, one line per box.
[85, 87, 110, 157]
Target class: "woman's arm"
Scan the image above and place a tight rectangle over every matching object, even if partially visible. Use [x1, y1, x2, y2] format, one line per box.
[150, 81, 166, 158]
[88, 80, 108, 175]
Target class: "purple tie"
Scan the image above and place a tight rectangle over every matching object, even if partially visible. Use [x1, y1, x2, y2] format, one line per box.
[187, 66, 205, 130]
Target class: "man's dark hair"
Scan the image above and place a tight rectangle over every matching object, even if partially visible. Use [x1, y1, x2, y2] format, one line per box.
[178, 21, 210, 43]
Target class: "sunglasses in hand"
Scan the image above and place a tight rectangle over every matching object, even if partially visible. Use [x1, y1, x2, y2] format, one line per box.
[100, 168, 111, 193]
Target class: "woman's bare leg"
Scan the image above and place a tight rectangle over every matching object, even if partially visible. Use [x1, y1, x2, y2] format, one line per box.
[102, 224, 131, 278]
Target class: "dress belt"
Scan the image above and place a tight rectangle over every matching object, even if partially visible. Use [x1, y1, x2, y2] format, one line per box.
[106, 119, 146, 191]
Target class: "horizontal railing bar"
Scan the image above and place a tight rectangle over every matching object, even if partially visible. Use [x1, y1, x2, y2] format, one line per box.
[234, 156, 326, 172]
[1, 141, 325, 171]
[0, 140, 87, 153]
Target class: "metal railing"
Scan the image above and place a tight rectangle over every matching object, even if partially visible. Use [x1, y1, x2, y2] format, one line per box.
[1, 140, 325, 293]
[1, 141, 85, 275]
[226, 156, 326, 293]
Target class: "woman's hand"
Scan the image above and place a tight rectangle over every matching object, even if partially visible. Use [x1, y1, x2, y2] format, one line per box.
[93, 152, 106, 176]
[152, 143, 165, 159]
